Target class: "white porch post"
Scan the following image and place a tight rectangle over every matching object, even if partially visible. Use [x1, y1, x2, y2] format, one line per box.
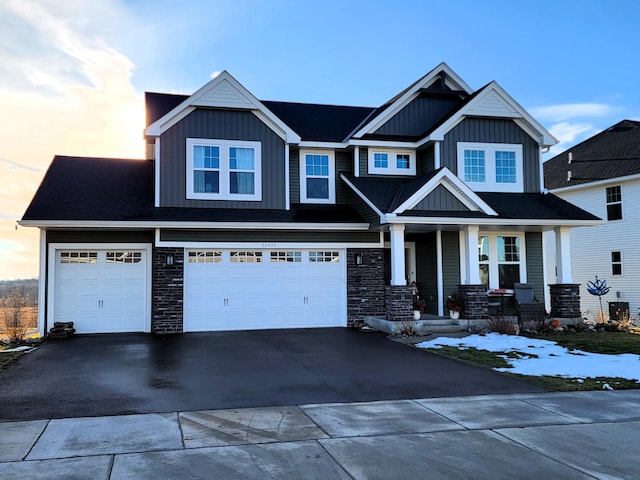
[463, 225, 480, 284]
[555, 226, 573, 283]
[389, 224, 406, 286]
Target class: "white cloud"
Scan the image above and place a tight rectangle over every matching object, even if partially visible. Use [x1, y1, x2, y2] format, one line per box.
[529, 103, 616, 122]
[543, 121, 599, 158]
[210, 70, 222, 79]
[0, 1, 145, 280]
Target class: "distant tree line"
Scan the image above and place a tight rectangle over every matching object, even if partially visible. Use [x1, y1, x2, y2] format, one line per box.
[0, 279, 38, 305]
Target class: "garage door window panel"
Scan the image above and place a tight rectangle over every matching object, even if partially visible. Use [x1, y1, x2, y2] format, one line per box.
[188, 251, 222, 263]
[106, 251, 142, 264]
[230, 251, 263, 263]
[60, 251, 98, 264]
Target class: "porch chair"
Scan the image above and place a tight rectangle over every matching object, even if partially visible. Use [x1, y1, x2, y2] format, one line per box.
[513, 283, 546, 327]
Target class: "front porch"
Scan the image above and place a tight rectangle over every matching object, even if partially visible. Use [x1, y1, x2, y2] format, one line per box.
[364, 312, 520, 335]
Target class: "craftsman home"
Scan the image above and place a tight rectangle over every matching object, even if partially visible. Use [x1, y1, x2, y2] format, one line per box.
[21, 63, 599, 335]
[544, 120, 640, 320]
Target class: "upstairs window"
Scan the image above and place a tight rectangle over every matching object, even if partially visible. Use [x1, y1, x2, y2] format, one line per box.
[187, 138, 261, 201]
[606, 185, 622, 221]
[368, 149, 416, 175]
[457, 142, 523, 192]
[300, 150, 335, 203]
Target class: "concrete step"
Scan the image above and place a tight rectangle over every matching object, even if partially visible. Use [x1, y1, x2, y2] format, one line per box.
[419, 318, 458, 327]
[421, 324, 463, 333]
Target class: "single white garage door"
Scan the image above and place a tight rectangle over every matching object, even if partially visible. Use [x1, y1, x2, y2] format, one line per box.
[53, 249, 148, 333]
[184, 249, 346, 331]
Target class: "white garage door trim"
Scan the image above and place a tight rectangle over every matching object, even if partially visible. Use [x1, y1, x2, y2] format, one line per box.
[47, 243, 152, 334]
[184, 248, 347, 332]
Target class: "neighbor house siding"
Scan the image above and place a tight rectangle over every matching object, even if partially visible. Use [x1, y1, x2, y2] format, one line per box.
[414, 233, 438, 314]
[525, 232, 544, 303]
[546, 178, 640, 320]
[442, 118, 540, 192]
[374, 95, 462, 137]
[159, 109, 286, 209]
[442, 231, 461, 298]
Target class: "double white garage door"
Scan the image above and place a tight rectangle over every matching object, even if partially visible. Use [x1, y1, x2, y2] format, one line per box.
[52, 247, 346, 333]
[184, 249, 346, 331]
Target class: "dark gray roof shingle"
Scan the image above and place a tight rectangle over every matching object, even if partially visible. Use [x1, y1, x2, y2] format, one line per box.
[22, 156, 364, 224]
[544, 120, 640, 190]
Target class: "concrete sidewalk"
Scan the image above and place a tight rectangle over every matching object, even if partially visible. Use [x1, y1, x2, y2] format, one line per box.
[1, 390, 639, 479]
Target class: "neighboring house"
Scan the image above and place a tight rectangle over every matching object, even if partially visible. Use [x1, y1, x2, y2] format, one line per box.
[544, 120, 640, 320]
[21, 63, 599, 335]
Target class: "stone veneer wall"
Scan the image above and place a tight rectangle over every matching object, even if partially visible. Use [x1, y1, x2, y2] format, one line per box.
[384, 285, 413, 322]
[152, 247, 184, 333]
[346, 248, 385, 326]
[458, 284, 489, 320]
[549, 284, 581, 318]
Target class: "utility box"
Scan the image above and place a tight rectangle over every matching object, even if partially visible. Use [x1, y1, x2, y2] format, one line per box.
[608, 302, 629, 321]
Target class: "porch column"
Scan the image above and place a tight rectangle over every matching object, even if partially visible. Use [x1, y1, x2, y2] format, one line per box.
[389, 224, 406, 286]
[555, 227, 573, 283]
[463, 226, 480, 284]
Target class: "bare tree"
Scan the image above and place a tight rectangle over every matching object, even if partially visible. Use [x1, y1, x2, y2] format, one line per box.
[1, 286, 35, 343]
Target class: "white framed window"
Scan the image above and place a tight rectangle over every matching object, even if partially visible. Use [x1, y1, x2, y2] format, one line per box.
[186, 138, 262, 201]
[477, 233, 526, 289]
[611, 251, 622, 276]
[457, 142, 523, 192]
[605, 185, 622, 221]
[300, 150, 335, 203]
[59, 251, 98, 264]
[368, 149, 416, 175]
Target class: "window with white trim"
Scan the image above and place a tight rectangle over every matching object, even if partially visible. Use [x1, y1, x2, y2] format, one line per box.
[59, 251, 97, 264]
[300, 150, 335, 203]
[368, 149, 416, 175]
[186, 138, 262, 201]
[605, 185, 622, 221]
[477, 234, 525, 289]
[611, 251, 622, 276]
[457, 142, 523, 192]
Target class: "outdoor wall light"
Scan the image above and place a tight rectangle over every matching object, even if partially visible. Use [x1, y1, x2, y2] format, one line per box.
[355, 253, 364, 265]
[166, 253, 174, 266]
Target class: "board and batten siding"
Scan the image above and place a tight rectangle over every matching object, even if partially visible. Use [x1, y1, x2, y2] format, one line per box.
[289, 148, 300, 204]
[374, 95, 461, 137]
[159, 109, 285, 209]
[545, 178, 640, 320]
[417, 145, 434, 176]
[442, 118, 541, 192]
[410, 185, 470, 211]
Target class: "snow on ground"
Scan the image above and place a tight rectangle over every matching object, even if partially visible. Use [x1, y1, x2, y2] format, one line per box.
[416, 333, 640, 381]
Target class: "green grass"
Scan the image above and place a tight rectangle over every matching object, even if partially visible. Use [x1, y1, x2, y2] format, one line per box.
[422, 333, 640, 392]
[537, 332, 640, 355]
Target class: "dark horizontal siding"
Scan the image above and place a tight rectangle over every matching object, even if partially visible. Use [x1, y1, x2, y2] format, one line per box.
[442, 118, 540, 192]
[335, 151, 352, 204]
[160, 109, 285, 209]
[375, 95, 461, 137]
[525, 232, 544, 302]
[417, 145, 434, 176]
[160, 229, 380, 243]
[47, 230, 154, 244]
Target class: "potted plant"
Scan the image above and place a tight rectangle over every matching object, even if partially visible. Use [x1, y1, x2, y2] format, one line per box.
[446, 292, 464, 319]
[411, 282, 424, 320]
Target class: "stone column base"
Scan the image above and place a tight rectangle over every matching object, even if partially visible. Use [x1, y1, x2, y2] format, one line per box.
[384, 285, 413, 322]
[549, 284, 581, 318]
[458, 284, 489, 320]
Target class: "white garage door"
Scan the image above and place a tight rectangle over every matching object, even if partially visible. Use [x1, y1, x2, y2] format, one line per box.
[53, 249, 148, 333]
[184, 249, 346, 331]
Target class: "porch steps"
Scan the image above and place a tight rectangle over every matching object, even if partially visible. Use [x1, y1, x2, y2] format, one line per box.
[420, 318, 461, 333]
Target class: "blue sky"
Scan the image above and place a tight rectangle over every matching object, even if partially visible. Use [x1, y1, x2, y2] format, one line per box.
[1, 0, 639, 279]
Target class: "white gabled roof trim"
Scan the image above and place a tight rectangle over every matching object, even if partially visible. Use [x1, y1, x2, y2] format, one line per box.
[428, 82, 557, 147]
[392, 167, 498, 216]
[18, 220, 369, 230]
[144, 71, 301, 143]
[339, 174, 385, 220]
[351, 62, 472, 138]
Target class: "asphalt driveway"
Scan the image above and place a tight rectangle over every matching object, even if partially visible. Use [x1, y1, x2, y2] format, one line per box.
[0, 328, 544, 420]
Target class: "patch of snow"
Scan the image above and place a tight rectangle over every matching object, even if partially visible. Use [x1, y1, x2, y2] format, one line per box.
[416, 333, 640, 381]
[1, 346, 35, 353]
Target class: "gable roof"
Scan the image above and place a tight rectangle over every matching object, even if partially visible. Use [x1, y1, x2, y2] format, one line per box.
[21, 156, 365, 225]
[544, 120, 640, 190]
[144, 71, 301, 143]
